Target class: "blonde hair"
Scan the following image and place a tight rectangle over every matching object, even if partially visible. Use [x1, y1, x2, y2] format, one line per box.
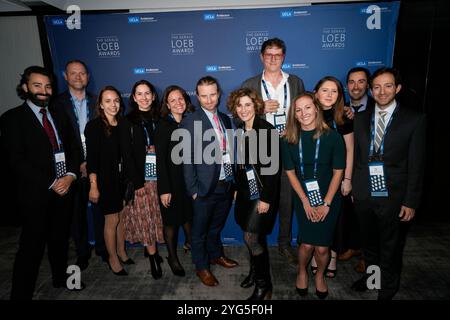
[284, 92, 329, 145]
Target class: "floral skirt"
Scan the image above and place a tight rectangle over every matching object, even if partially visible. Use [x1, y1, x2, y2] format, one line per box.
[123, 181, 164, 246]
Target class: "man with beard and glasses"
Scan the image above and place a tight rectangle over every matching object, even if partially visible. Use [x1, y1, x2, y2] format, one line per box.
[0, 66, 82, 299]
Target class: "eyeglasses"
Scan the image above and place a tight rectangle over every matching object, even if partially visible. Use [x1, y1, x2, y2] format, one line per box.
[263, 53, 284, 61]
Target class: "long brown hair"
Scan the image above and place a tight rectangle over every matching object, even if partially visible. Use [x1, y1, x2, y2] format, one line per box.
[314, 76, 345, 126]
[285, 92, 329, 145]
[96, 85, 124, 136]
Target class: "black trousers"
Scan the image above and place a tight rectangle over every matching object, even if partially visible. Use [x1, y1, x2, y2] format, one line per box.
[11, 190, 73, 300]
[332, 194, 361, 254]
[354, 198, 410, 299]
[71, 177, 106, 258]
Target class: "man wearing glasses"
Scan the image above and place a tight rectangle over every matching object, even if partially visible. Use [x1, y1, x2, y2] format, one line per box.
[242, 38, 304, 267]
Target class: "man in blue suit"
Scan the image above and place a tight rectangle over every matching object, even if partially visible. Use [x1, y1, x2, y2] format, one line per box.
[52, 60, 106, 270]
[181, 76, 238, 286]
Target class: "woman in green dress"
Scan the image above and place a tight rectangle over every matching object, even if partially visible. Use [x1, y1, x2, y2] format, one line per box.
[282, 92, 345, 299]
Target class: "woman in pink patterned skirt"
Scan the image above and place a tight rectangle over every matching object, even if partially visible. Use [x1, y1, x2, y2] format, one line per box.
[119, 80, 164, 279]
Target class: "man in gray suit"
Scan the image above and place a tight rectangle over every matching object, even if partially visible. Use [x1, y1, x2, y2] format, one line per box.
[242, 38, 304, 266]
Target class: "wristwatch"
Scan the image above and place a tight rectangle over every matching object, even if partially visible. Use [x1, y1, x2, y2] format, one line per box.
[323, 201, 330, 207]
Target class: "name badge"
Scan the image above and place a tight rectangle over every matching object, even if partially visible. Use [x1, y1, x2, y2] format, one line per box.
[54, 151, 67, 179]
[304, 179, 323, 207]
[246, 167, 260, 200]
[145, 152, 157, 181]
[222, 152, 234, 182]
[274, 113, 287, 134]
[369, 162, 388, 197]
[81, 134, 87, 159]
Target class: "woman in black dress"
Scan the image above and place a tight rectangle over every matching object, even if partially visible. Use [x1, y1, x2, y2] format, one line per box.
[312, 76, 354, 277]
[227, 88, 280, 300]
[154, 85, 194, 277]
[85, 86, 130, 275]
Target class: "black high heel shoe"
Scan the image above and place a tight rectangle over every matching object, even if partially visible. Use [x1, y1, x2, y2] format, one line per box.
[167, 256, 185, 277]
[107, 261, 128, 276]
[296, 287, 308, 297]
[118, 255, 135, 265]
[315, 289, 329, 300]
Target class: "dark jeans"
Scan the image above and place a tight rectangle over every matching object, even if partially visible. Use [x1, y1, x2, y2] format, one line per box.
[11, 191, 72, 300]
[191, 180, 233, 271]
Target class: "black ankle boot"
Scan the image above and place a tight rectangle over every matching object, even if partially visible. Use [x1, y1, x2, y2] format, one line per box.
[240, 256, 255, 288]
[247, 251, 272, 300]
[148, 253, 163, 279]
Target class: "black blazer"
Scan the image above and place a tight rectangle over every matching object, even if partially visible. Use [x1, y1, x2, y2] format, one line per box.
[119, 114, 157, 190]
[1, 102, 79, 203]
[51, 90, 97, 162]
[352, 102, 426, 209]
[235, 116, 280, 205]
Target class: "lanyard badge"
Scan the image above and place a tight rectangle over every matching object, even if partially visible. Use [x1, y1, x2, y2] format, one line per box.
[246, 167, 260, 200]
[222, 152, 234, 182]
[367, 108, 397, 198]
[145, 152, 157, 181]
[274, 113, 286, 134]
[304, 179, 323, 207]
[299, 136, 323, 207]
[54, 151, 67, 179]
[369, 162, 388, 197]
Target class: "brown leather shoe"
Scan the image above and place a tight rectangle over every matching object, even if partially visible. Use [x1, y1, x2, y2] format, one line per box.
[337, 249, 362, 261]
[196, 269, 219, 286]
[354, 258, 366, 273]
[210, 256, 239, 268]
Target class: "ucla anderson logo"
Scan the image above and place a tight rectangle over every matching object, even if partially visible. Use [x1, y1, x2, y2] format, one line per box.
[133, 68, 145, 74]
[51, 18, 65, 26]
[280, 10, 293, 18]
[205, 65, 218, 72]
[128, 16, 140, 24]
[204, 13, 216, 21]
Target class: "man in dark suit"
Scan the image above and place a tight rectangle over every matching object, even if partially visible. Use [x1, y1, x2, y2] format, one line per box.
[52, 60, 106, 270]
[181, 76, 238, 286]
[338, 67, 376, 271]
[1, 66, 81, 299]
[242, 38, 304, 266]
[351, 67, 426, 300]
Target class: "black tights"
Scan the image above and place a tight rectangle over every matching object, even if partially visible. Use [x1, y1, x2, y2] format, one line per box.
[164, 222, 192, 260]
[244, 232, 267, 256]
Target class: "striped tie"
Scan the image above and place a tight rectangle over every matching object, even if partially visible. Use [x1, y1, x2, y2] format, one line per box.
[374, 111, 387, 152]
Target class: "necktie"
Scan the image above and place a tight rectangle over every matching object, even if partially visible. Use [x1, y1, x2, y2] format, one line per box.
[352, 104, 363, 112]
[40, 108, 58, 151]
[213, 113, 226, 151]
[374, 111, 387, 152]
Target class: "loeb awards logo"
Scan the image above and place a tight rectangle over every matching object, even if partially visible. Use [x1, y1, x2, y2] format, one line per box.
[171, 33, 194, 55]
[245, 31, 269, 53]
[321, 27, 346, 50]
[96, 36, 120, 58]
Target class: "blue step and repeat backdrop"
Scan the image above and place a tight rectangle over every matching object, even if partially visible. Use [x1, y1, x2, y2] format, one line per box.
[45, 1, 399, 245]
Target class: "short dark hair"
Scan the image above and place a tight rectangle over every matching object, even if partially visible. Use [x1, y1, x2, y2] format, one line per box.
[260, 38, 286, 55]
[370, 67, 401, 88]
[16, 66, 53, 100]
[161, 85, 194, 117]
[346, 67, 370, 83]
[195, 76, 221, 95]
[65, 59, 89, 74]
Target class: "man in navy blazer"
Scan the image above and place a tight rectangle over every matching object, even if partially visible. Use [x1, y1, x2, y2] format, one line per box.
[52, 60, 106, 271]
[1, 66, 81, 299]
[181, 76, 238, 286]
